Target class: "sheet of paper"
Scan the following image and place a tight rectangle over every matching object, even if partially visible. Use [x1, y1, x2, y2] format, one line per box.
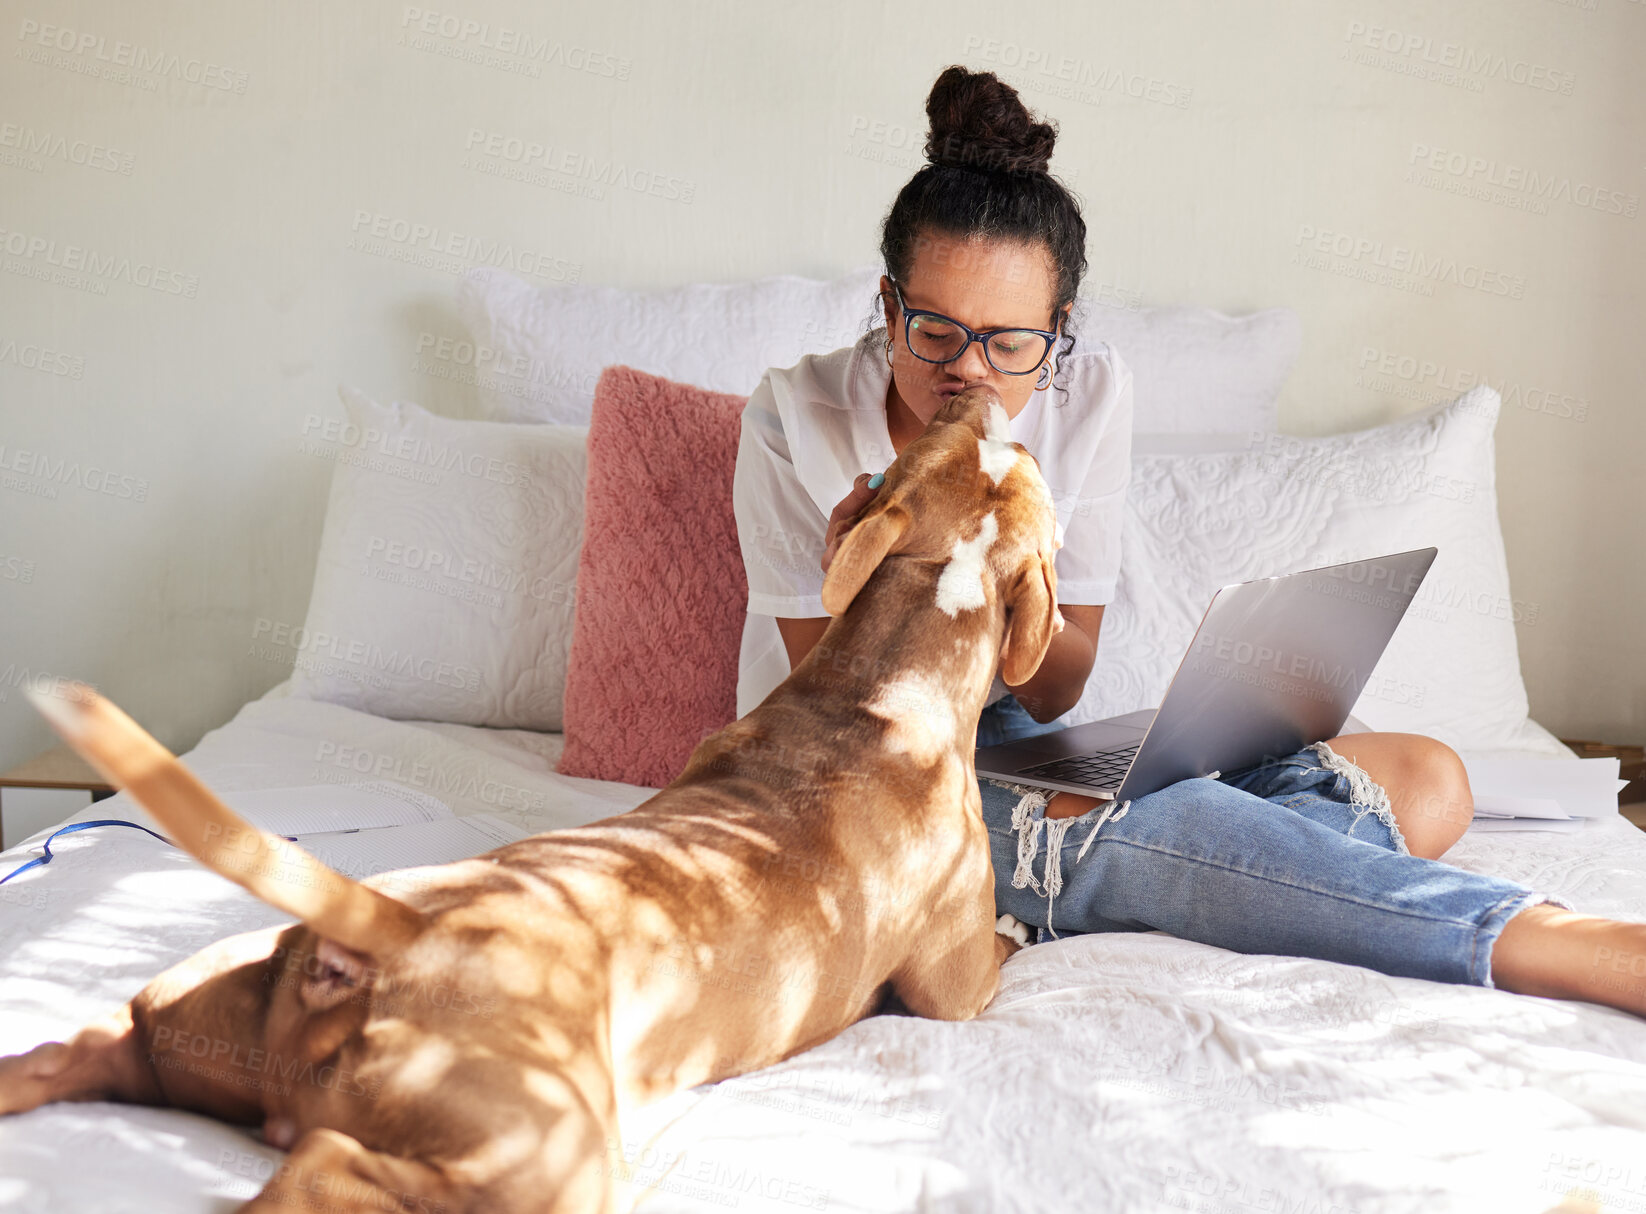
[1461, 758, 1623, 819]
[1471, 795, 1572, 821]
[223, 781, 454, 836]
[299, 814, 529, 878]
[1466, 816, 1589, 834]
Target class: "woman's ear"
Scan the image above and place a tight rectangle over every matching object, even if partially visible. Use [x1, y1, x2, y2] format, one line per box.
[821, 505, 909, 617]
[1000, 552, 1059, 687]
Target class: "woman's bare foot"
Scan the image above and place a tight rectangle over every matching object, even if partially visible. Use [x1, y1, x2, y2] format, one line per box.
[1492, 903, 1646, 1016]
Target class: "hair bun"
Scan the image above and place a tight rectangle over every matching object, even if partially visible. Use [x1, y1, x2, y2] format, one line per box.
[924, 65, 1057, 175]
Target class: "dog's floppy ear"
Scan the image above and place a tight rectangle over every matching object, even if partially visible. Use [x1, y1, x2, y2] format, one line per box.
[1000, 551, 1059, 687]
[821, 505, 909, 617]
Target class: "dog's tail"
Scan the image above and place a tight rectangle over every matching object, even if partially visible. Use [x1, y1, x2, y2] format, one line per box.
[26, 682, 425, 955]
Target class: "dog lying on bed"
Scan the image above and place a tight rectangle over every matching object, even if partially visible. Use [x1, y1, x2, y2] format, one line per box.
[0, 386, 1062, 1213]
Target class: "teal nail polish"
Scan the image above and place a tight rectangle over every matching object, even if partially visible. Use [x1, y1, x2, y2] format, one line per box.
[867, 472, 884, 489]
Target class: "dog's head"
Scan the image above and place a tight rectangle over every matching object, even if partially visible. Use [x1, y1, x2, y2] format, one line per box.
[25, 684, 597, 1173]
[820, 385, 1062, 686]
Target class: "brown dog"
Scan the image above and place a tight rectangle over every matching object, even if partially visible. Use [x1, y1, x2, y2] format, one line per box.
[0, 385, 1062, 1212]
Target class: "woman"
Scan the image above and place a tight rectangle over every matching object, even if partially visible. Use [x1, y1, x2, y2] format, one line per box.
[732, 65, 1646, 1016]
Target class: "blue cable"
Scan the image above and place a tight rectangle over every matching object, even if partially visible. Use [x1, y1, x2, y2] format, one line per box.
[0, 819, 300, 886]
[0, 819, 174, 885]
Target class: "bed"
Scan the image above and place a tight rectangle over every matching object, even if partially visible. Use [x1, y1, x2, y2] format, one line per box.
[5, 270, 1643, 1211]
[2, 679, 1644, 1213]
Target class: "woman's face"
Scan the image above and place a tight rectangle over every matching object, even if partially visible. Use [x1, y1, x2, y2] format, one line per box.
[880, 232, 1069, 426]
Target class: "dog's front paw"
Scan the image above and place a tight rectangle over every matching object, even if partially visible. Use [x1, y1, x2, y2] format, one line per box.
[995, 914, 1031, 948]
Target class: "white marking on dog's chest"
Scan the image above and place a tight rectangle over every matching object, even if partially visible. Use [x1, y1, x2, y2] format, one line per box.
[935, 512, 998, 617]
[866, 669, 960, 763]
[977, 401, 1019, 486]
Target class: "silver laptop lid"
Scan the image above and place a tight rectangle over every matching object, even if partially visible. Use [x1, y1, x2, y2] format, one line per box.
[1110, 546, 1438, 801]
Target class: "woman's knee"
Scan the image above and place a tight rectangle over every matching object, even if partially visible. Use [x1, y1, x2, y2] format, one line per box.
[1323, 732, 1472, 859]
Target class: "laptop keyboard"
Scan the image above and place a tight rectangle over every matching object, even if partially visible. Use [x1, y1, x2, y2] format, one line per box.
[1015, 744, 1140, 788]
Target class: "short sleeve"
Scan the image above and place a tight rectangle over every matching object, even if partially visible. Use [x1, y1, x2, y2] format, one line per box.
[732, 373, 829, 617]
[1050, 347, 1134, 605]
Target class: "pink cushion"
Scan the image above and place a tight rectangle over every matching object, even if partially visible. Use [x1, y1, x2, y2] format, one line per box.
[557, 367, 750, 788]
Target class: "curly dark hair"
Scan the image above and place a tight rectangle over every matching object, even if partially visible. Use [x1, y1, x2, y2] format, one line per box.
[872, 65, 1089, 402]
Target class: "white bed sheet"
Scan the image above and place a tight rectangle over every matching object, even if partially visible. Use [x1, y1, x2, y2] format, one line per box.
[2, 685, 1645, 1213]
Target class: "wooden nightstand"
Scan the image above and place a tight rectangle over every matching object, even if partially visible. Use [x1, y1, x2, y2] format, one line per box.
[1561, 739, 1646, 835]
[0, 746, 117, 850]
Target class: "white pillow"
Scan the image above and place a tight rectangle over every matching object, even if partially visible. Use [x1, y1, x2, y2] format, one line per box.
[455, 266, 1297, 437]
[288, 386, 586, 729]
[454, 266, 882, 424]
[1076, 301, 1299, 440]
[1067, 385, 1542, 752]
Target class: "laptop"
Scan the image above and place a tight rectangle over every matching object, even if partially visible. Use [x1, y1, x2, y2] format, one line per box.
[974, 547, 1439, 802]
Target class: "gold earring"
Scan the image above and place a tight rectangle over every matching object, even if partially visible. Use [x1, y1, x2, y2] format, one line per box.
[885, 337, 895, 369]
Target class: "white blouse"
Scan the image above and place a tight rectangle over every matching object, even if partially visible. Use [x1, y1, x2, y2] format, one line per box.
[731, 327, 1134, 718]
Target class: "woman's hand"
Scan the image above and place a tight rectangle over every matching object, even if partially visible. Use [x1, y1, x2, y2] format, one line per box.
[820, 473, 882, 573]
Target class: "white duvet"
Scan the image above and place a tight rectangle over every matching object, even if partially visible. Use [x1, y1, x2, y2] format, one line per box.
[2, 686, 1645, 1213]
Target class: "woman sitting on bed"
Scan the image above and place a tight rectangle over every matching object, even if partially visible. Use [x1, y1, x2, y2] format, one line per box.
[732, 65, 1646, 1018]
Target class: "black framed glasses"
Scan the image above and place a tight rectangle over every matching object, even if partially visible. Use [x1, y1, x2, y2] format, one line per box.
[890, 280, 1060, 376]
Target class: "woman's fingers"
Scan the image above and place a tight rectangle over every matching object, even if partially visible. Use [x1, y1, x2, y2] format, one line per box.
[821, 473, 882, 573]
[831, 473, 879, 522]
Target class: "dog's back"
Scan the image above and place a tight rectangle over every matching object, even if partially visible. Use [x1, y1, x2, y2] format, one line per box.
[2, 387, 1064, 1213]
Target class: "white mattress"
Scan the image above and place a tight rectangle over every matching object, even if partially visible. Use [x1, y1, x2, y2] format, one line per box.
[3, 686, 1645, 1213]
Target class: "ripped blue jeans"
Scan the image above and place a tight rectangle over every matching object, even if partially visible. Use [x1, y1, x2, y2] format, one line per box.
[976, 694, 1572, 987]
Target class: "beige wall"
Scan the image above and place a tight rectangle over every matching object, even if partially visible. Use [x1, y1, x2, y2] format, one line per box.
[1, 0, 1641, 769]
